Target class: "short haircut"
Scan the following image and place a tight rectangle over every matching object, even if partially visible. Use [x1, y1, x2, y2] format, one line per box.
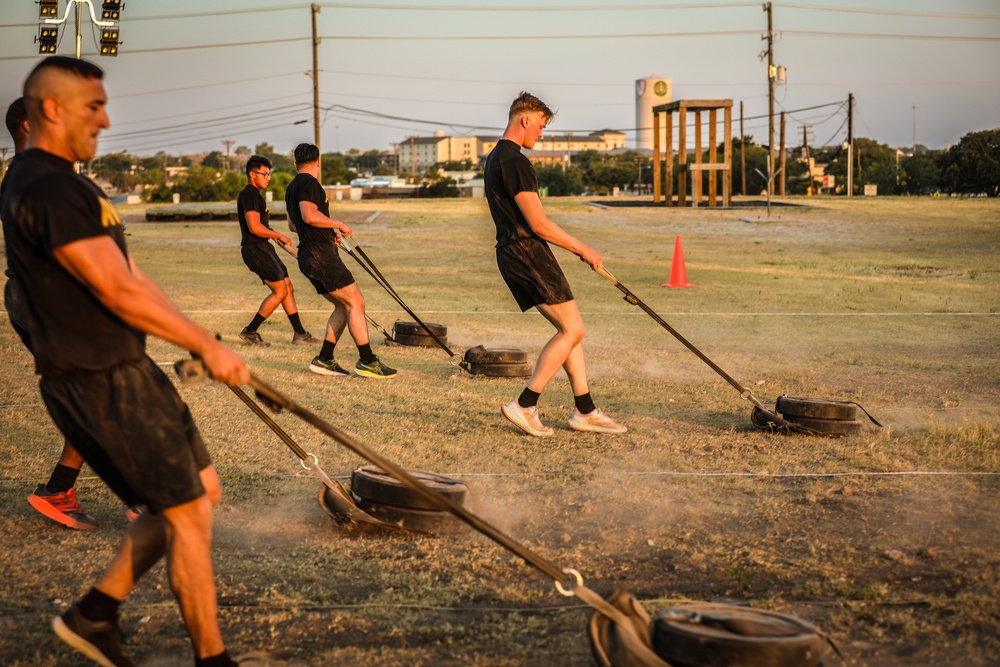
[508, 92, 554, 122]
[246, 155, 272, 176]
[294, 143, 320, 165]
[5, 97, 27, 143]
[24, 55, 104, 94]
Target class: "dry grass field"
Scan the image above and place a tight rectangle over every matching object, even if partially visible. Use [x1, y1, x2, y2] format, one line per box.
[1, 195, 998, 666]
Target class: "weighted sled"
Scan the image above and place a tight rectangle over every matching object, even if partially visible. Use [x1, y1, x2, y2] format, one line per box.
[393, 320, 448, 337]
[776, 396, 859, 421]
[652, 604, 828, 667]
[355, 497, 462, 534]
[465, 362, 533, 378]
[463, 345, 529, 365]
[391, 332, 446, 348]
[351, 465, 467, 510]
[780, 414, 864, 437]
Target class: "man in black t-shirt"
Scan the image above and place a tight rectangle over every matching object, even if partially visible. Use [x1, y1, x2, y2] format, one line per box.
[285, 143, 396, 378]
[3, 56, 251, 667]
[236, 154, 317, 347]
[4, 96, 101, 530]
[484, 92, 626, 437]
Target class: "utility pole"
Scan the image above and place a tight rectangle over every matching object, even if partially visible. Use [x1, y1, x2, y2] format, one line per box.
[846, 92, 854, 197]
[779, 110, 786, 195]
[739, 100, 746, 197]
[912, 104, 917, 154]
[763, 1, 775, 199]
[311, 3, 321, 182]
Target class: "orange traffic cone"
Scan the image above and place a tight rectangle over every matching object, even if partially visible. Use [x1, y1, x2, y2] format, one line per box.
[661, 235, 694, 288]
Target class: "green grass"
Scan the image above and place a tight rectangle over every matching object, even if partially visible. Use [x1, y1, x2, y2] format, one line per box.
[1, 195, 998, 666]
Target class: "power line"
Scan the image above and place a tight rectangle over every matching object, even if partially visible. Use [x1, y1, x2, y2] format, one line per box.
[774, 3, 1000, 20]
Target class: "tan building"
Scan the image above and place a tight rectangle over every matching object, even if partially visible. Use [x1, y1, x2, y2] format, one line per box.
[401, 130, 628, 175]
[399, 131, 480, 176]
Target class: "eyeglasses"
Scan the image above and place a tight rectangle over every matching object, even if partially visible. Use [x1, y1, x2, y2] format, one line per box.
[251, 171, 271, 179]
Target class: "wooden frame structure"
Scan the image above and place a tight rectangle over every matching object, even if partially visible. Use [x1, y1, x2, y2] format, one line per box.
[652, 99, 733, 207]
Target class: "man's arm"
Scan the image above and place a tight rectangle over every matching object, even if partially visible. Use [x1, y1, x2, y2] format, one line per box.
[53, 236, 248, 385]
[246, 210, 292, 247]
[298, 201, 353, 237]
[514, 191, 602, 268]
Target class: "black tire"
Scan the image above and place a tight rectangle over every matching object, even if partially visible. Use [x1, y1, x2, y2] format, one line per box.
[351, 465, 467, 510]
[464, 345, 529, 365]
[355, 498, 462, 534]
[465, 362, 533, 378]
[391, 332, 446, 348]
[393, 320, 447, 337]
[652, 604, 827, 667]
[776, 396, 858, 421]
[782, 414, 864, 437]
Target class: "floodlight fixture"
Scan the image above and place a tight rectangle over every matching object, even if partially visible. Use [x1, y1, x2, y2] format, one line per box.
[39, 0, 59, 19]
[100, 27, 119, 57]
[101, 0, 121, 21]
[38, 26, 59, 53]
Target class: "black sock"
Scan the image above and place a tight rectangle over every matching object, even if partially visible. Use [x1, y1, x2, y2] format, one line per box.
[78, 587, 121, 623]
[286, 312, 306, 334]
[357, 343, 376, 364]
[46, 463, 80, 494]
[319, 339, 336, 361]
[245, 313, 266, 333]
[517, 388, 541, 409]
[195, 650, 233, 667]
[574, 392, 597, 415]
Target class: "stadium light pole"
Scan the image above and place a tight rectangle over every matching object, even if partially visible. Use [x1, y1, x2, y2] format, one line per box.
[38, 0, 120, 59]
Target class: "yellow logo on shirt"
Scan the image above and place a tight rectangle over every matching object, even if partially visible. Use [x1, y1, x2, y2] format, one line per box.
[100, 198, 122, 228]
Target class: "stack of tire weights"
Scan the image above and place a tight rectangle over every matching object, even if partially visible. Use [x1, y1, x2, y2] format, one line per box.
[462, 345, 532, 377]
[772, 396, 864, 437]
[391, 320, 447, 347]
[350, 465, 469, 534]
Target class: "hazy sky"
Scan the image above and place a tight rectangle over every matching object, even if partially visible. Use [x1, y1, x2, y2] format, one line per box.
[1, 0, 998, 158]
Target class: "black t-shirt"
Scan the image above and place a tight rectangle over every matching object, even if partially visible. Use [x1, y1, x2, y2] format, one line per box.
[284, 172, 335, 246]
[236, 184, 270, 246]
[0, 149, 145, 376]
[484, 139, 540, 248]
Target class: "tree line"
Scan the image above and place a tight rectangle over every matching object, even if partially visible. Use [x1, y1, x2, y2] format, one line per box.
[11, 128, 993, 202]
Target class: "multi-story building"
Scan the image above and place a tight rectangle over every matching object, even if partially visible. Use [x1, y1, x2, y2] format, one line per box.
[399, 130, 628, 176]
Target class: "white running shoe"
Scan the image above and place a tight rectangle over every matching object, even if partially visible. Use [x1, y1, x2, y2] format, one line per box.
[502, 399, 555, 437]
[568, 408, 627, 434]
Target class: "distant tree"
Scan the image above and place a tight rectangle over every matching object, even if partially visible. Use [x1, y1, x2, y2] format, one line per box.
[321, 153, 357, 185]
[536, 165, 584, 196]
[417, 177, 459, 198]
[173, 165, 219, 202]
[211, 172, 245, 201]
[373, 163, 396, 176]
[942, 128, 1000, 196]
[900, 153, 942, 195]
[201, 151, 226, 169]
[439, 159, 473, 171]
[255, 142, 294, 173]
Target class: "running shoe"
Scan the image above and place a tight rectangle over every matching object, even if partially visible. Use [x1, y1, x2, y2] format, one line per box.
[53, 603, 135, 667]
[354, 356, 397, 379]
[27, 484, 99, 530]
[291, 330, 320, 345]
[568, 408, 628, 434]
[238, 328, 270, 347]
[501, 399, 555, 437]
[309, 356, 350, 376]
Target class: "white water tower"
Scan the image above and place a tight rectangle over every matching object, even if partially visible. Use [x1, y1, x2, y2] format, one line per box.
[635, 74, 672, 150]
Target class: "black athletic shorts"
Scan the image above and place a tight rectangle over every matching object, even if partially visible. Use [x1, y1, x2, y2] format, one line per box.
[39, 356, 211, 514]
[496, 237, 574, 312]
[298, 241, 356, 294]
[241, 242, 289, 284]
